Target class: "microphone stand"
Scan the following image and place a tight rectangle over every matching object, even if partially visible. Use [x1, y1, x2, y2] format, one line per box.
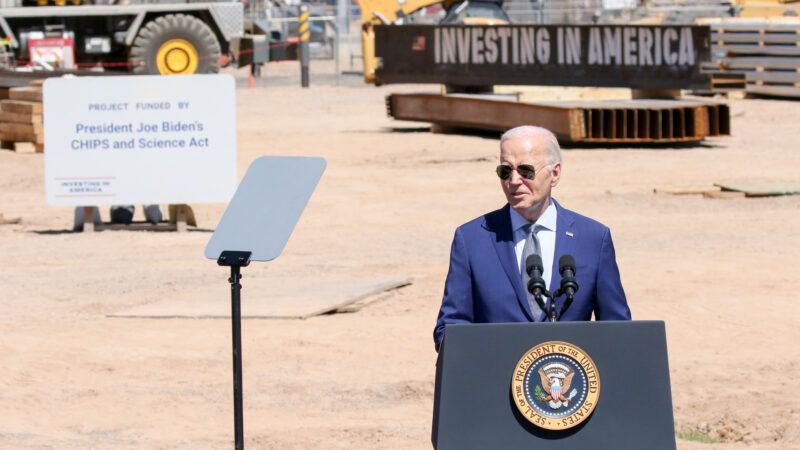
[558, 293, 574, 319]
[534, 290, 554, 322]
[550, 288, 575, 322]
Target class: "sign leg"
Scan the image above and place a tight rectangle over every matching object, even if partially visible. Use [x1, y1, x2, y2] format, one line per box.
[83, 206, 95, 232]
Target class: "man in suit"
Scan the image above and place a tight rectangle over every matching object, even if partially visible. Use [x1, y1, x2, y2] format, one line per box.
[434, 125, 631, 351]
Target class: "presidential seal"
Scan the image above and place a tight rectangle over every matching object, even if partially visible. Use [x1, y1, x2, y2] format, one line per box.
[511, 341, 600, 431]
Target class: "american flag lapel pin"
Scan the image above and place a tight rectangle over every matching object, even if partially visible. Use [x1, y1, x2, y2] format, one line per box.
[566, 231, 574, 237]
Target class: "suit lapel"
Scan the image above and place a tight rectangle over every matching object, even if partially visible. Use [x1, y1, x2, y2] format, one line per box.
[487, 205, 533, 321]
[550, 200, 577, 318]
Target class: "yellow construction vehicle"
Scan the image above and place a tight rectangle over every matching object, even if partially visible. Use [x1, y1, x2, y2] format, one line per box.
[358, 0, 509, 83]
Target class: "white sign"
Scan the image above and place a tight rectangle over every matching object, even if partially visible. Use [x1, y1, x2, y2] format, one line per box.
[43, 74, 236, 206]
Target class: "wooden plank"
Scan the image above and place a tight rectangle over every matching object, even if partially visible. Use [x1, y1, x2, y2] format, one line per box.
[712, 79, 746, 87]
[709, 22, 800, 33]
[9, 87, 43, 102]
[0, 100, 43, 114]
[712, 32, 800, 44]
[710, 56, 800, 70]
[746, 71, 800, 83]
[703, 190, 746, 199]
[0, 131, 44, 144]
[654, 186, 721, 195]
[746, 83, 800, 97]
[0, 111, 42, 124]
[95, 223, 179, 232]
[713, 44, 800, 56]
[0, 123, 42, 134]
[13, 142, 36, 154]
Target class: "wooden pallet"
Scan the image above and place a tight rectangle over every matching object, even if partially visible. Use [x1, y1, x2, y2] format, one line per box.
[700, 20, 800, 97]
[745, 67, 800, 98]
[697, 69, 747, 92]
[78, 204, 197, 233]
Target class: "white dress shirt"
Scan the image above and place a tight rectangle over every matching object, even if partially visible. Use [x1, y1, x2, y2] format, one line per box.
[510, 201, 558, 290]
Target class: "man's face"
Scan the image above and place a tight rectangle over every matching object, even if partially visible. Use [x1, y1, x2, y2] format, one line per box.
[499, 135, 561, 220]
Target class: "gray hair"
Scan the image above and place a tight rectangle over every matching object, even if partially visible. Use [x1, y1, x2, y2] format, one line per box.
[500, 125, 562, 166]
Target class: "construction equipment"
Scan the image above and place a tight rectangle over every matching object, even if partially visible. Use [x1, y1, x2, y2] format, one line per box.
[0, 1, 245, 74]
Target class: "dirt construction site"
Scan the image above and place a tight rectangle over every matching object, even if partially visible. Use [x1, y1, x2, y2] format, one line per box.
[0, 60, 798, 449]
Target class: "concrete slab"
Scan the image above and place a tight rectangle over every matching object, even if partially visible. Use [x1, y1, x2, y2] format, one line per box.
[109, 276, 412, 319]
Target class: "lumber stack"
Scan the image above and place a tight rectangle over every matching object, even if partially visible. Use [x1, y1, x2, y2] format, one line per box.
[0, 81, 44, 153]
[700, 18, 800, 98]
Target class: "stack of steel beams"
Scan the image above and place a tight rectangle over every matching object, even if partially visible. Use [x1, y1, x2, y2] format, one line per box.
[701, 19, 800, 98]
[386, 94, 730, 144]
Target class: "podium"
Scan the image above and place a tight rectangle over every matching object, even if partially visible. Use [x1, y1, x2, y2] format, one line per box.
[432, 321, 675, 450]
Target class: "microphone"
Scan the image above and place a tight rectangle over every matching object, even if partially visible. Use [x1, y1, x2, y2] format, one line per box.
[558, 254, 579, 317]
[525, 254, 548, 313]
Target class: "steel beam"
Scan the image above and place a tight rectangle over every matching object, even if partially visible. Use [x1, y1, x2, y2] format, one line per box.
[387, 94, 731, 144]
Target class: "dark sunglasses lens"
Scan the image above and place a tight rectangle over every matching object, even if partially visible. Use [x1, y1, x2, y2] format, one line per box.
[517, 165, 536, 180]
[496, 165, 512, 179]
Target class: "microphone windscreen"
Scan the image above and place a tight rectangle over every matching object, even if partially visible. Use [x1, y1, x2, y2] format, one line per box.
[559, 254, 576, 273]
[525, 254, 544, 275]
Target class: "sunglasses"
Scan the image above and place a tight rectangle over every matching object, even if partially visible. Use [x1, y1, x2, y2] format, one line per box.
[496, 164, 540, 180]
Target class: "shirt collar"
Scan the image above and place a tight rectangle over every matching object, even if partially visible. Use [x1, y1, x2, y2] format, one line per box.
[509, 200, 557, 232]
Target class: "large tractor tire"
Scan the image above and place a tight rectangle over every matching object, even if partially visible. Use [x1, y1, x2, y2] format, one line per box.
[129, 14, 221, 75]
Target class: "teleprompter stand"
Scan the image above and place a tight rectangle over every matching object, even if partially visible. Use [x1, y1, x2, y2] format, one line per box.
[206, 156, 326, 449]
[217, 250, 251, 450]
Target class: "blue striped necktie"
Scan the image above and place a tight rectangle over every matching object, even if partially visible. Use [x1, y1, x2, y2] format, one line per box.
[521, 223, 544, 321]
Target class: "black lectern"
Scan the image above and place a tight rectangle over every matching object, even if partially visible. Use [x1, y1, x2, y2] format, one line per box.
[433, 321, 675, 450]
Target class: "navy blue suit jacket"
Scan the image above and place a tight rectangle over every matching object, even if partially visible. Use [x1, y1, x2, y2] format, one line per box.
[434, 200, 631, 350]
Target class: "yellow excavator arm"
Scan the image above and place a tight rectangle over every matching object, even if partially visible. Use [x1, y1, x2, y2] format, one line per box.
[357, 0, 461, 83]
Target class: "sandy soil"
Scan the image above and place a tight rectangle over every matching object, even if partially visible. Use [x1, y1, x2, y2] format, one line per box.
[0, 61, 798, 449]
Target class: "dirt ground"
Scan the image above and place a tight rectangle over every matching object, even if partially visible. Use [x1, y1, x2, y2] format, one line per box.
[0, 61, 798, 449]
